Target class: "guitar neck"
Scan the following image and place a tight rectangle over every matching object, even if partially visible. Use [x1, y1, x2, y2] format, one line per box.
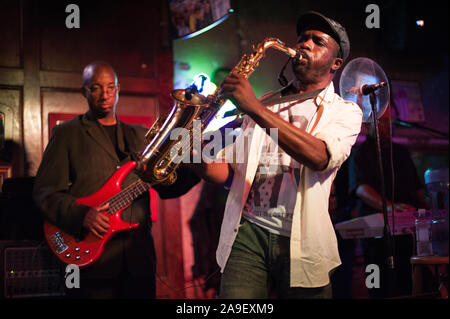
[106, 179, 151, 213]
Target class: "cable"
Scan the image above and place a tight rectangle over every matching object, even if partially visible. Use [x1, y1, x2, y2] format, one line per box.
[387, 104, 396, 262]
[155, 267, 220, 293]
[277, 57, 291, 87]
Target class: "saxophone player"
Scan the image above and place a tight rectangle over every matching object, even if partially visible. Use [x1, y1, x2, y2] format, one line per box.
[191, 11, 362, 298]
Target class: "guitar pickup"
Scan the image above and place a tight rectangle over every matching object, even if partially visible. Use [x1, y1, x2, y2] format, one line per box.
[49, 232, 69, 254]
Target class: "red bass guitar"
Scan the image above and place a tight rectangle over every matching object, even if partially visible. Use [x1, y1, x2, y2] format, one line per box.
[43, 161, 151, 267]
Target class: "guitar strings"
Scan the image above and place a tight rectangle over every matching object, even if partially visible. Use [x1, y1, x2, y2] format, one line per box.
[103, 179, 150, 214]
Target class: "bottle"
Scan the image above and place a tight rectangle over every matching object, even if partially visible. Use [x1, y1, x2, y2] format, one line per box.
[425, 168, 449, 257]
[431, 214, 449, 256]
[415, 209, 433, 256]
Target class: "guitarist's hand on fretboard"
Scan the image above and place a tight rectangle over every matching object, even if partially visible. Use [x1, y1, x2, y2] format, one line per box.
[43, 161, 145, 267]
[82, 203, 110, 239]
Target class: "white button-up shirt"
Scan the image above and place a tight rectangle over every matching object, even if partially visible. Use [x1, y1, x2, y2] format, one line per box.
[216, 82, 363, 287]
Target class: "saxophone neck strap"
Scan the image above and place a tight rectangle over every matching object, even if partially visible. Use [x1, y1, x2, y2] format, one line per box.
[260, 88, 324, 106]
[223, 88, 324, 118]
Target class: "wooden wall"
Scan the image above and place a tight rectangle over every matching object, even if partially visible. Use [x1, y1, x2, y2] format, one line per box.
[0, 0, 185, 298]
[0, 0, 175, 176]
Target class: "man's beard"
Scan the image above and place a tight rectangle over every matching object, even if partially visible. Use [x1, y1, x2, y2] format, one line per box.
[291, 51, 334, 84]
[292, 50, 311, 77]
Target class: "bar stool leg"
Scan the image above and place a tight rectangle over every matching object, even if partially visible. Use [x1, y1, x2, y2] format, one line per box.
[411, 263, 423, 296]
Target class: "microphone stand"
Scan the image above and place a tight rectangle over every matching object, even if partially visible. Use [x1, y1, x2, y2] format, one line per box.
[392, 119, 449, 138]
[369, 92, 396, 297]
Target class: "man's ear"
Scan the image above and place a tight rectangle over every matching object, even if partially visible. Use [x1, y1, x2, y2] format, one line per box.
[81, 86, 87, 98]
[332, 57, 343, 71]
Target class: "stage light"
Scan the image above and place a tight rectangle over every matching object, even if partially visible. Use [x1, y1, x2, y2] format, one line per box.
[180, 73, 239, 134]
[416, 20, 424, 27]
[191, 73, 216, 95]
[189, 73, 238, 133]
[203, 100, 237, 133]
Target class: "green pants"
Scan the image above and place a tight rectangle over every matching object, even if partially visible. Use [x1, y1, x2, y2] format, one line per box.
[220, 218, 332, 299]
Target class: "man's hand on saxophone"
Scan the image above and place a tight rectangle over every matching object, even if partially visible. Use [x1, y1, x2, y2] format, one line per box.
[218, 73, 263, 117]
[218, 74, 330, 171]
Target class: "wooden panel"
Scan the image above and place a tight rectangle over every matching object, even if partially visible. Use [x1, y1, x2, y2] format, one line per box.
[153, 197, 186, 299]
[22, 0, 42, 176]
[0, 89, 23, 177]
[40, 71, 163, 95]
[0, 1, 22, 68]
[38, 1, 162, 78]
[0, 91, 20, 142]
[116, 94, 159, 119]
[40, 91, 86, 151]
[0, 69, 24, 87]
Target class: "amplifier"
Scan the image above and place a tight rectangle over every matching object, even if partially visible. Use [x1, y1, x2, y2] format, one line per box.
[1, 241, 65, 298]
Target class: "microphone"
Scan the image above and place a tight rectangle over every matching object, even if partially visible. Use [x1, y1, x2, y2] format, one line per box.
[346, 82, 387, 95]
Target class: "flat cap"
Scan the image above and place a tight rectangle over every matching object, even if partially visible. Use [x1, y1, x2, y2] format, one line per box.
[297, 11, 350, 62]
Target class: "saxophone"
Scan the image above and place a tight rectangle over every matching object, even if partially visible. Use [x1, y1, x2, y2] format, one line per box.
[136, 38, 302, 185]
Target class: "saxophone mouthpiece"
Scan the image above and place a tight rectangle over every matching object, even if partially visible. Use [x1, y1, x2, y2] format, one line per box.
[285, 47, 303, 62]
[293, 50, 303, 61]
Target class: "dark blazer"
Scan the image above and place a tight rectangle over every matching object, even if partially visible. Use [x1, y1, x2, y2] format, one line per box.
[33, 111, 199, 278]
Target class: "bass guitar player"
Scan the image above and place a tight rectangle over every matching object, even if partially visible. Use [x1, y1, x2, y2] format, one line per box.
[33, 62, 199, 299]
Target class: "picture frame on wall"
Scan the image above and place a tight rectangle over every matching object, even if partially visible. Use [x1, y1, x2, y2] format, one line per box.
[391, 80, 426, 123]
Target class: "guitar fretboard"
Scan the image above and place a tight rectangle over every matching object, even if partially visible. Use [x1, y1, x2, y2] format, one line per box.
[105, 179, 151, 213]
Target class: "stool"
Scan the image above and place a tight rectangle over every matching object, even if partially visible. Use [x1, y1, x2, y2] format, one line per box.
[411, 256, 449, 298]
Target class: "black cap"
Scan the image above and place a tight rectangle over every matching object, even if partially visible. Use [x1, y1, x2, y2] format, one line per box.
[296, 11, 350, 62]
